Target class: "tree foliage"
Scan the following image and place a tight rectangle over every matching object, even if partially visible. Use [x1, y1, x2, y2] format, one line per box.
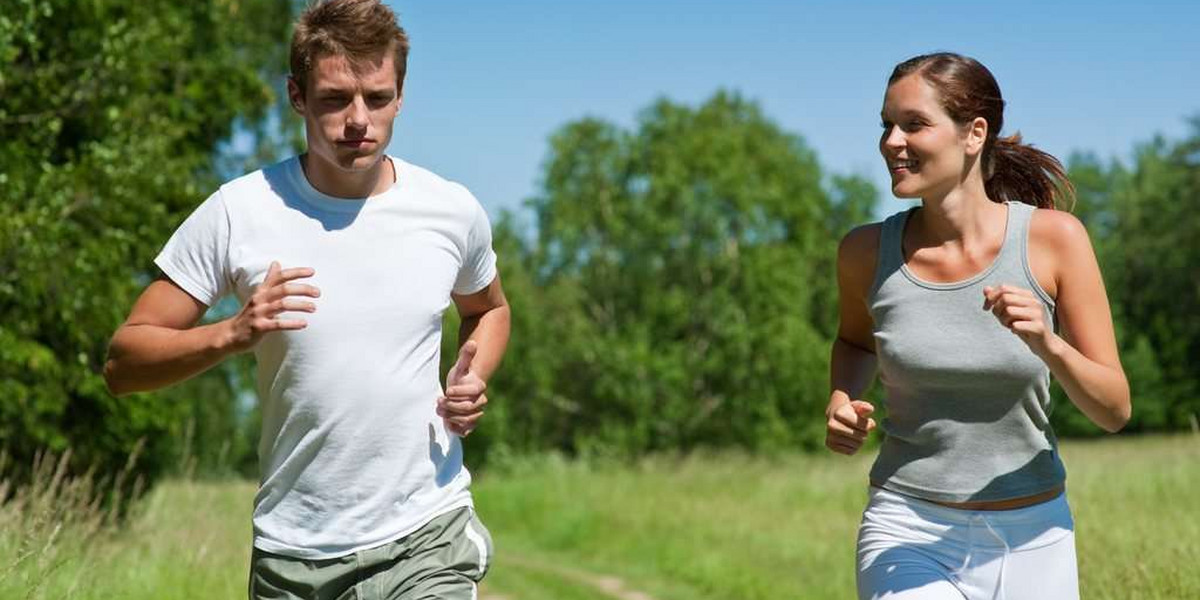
[0, 0, 295, 489]
[1055, 120, 1200, 435]
[457, 92, 877, 460]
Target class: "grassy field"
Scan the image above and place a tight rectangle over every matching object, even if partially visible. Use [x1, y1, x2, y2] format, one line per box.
[2, 434, 1196, 599]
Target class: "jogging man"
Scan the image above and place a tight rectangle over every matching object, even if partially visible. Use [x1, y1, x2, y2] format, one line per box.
[104, 1, 509, 597]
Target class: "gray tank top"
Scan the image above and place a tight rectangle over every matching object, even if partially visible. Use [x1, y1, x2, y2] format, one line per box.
[867, 201, 1066, 503]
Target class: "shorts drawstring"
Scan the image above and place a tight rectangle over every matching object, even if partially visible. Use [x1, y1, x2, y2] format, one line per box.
[966, 513, 1012, 600]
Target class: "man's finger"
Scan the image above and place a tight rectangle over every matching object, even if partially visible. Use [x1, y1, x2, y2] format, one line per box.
[282, 283, 322, 298]
[450, 340, 478, 381]
[264, 283, 321, 302]
[279, 267, 316, 282]
[444, 412, 484, 428]
[265, 261, 281, 285]
[263, 318, 307, 331]
[440, 396, 487, 416]
[279, 298, 317, 313]
[447, 421, 476, 437]
[445, 380, 486, 398]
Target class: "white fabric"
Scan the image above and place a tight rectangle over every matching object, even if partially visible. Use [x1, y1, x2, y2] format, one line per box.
[857, 487, 1079, 600]
[155, 156, 497, 558]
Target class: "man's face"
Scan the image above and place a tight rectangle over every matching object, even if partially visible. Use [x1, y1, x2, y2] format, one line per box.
[289, 51, 401, 174]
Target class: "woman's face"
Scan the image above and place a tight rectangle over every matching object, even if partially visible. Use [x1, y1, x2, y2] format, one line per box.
[879, 74, 977, 199]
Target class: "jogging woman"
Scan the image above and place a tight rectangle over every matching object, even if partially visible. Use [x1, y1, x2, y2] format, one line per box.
[826, 52, 1131, 599]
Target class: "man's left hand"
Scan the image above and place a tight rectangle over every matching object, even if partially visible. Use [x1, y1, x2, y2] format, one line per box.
[438, 340, 488, 437]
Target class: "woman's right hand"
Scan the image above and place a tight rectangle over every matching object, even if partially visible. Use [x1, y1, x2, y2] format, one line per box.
[825, 399, 877, 455]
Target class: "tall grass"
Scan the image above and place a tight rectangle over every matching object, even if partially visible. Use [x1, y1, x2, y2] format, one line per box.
[474, 434, 1200, 599]
[0, 448, 133, 599]
[1, 435, 1196, 599]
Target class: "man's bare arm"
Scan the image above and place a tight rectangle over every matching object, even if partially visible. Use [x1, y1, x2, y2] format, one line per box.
[104, 262, 319, 396]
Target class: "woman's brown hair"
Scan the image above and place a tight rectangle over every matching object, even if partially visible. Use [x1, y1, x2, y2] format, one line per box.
[889, 53, 1074, 210]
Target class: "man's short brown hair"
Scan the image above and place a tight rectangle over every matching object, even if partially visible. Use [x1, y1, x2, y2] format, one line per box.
[290, 0, 410, 95]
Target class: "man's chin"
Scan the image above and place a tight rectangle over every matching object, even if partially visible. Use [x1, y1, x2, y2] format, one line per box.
[334, 151, 385, 172]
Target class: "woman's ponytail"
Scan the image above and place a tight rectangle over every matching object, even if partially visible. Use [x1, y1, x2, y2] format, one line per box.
[986, 134, 1075, 210]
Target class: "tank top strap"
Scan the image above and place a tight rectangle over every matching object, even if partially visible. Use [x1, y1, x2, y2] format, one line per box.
[993, 200, 1032, 274]
[1002, 201, 1056, 308]
[1003, 200, 1035, 248]
[870, 207, 916, 299]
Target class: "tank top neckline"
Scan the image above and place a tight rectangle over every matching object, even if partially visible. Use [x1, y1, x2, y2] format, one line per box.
[897, 201, 1016, 291]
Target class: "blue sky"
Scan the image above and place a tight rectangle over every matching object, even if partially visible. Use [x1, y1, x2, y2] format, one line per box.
[383, 1, 1200, 219]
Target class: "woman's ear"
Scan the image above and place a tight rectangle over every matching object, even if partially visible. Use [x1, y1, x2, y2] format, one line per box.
[965, 116, 988, 157]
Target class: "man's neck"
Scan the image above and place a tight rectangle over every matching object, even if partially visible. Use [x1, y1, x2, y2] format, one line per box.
[300, 153, 395, 199]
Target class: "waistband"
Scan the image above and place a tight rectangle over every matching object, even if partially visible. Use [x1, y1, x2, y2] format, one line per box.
[866, 485, 1072, 529]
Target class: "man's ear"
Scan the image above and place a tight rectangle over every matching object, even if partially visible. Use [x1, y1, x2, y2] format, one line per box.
[287, 76, 306, 114]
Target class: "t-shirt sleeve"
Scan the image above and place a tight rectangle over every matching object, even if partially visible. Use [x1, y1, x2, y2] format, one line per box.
[452, 196, 498, 296]
[153, 190, 233, 306]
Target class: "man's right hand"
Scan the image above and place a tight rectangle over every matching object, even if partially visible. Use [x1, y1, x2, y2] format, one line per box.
[225, 261, 320, 353]
[825, 399, 877, 455]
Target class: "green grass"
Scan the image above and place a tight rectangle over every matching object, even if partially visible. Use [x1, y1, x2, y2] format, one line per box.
[474, 435, 1200, 599]
[3, 435, 1197, 599]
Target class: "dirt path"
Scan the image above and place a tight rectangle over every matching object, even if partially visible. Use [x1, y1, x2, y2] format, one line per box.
[479, 552, 661, 600]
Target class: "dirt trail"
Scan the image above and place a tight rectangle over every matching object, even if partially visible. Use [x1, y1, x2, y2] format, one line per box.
[478, 553, 661, 600]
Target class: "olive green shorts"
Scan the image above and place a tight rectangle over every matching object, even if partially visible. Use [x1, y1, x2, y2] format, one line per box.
[248, 507, 493, 600]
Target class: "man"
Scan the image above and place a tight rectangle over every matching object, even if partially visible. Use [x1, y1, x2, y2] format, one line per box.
[103, 1, 510, 597]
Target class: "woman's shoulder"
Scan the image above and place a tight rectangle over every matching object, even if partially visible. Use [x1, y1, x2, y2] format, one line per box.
[837, 222, 884, 295]
[1028, 207, 1092, 256]
[838, 222, 882, 263]
[1027, 207, 1096, 298]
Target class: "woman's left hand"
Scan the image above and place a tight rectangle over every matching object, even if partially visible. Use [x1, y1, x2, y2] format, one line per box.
[983, 285, 1064, 359]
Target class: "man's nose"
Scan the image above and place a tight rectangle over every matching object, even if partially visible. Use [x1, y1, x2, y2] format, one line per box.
[345, 95, 369, 130]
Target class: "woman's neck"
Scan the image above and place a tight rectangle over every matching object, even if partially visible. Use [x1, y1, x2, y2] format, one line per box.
[915, 176, 998, 247]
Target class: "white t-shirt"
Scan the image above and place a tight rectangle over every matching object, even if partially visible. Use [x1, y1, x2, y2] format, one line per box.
[155, 156, 497, 559]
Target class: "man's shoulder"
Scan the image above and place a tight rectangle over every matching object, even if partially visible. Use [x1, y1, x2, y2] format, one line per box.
[394, 157, 479, 211]
[216, 157, 295, 202]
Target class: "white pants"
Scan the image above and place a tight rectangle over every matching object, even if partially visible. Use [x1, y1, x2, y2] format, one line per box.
[856, 487, 1079, 600]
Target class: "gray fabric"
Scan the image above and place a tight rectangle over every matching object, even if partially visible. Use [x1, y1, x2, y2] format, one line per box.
[249, 507, 493, 600]
[867, 201, 1066, 503]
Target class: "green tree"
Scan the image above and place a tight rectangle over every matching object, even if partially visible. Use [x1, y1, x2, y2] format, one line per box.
[0, 0, 295, 490]
[1058, 121, 1200, 435]
[474, 92, 877, 457]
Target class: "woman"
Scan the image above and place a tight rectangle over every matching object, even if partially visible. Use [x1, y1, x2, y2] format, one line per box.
[826, 52, 1130, 600]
